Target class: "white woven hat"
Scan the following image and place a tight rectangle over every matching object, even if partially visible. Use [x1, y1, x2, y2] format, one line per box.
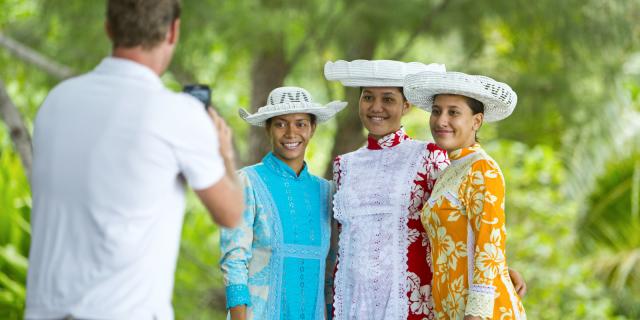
[324, 59, 446, 87]
[404, 71, 517, 122]
[239, 86, 347, 127]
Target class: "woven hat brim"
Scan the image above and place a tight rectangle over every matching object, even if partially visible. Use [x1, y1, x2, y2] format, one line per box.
[404, 71, 517, 122]
[239, 101, 348, 127]
[324, 60, 446, 88]
[332, 78, 405, 87]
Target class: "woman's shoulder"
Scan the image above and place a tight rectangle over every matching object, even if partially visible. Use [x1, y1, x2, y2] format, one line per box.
[470, 148, 499, 167]
[237, 163, 266, 186]
[336, 145, 368, 159]
[309, 173, 331, 186]
[468, 150, 503, 181]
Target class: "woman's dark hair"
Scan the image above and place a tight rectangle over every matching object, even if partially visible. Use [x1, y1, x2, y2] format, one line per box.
[265, 114, 317, 128]
[464, 96, 484, 142]
[464, 96, 485, 115]
[359, 87, 407, 101]
[432, 94, 484, 114]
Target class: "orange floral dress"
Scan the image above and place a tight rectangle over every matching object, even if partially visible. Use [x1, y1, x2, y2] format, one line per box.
[422, 144, 526, 320]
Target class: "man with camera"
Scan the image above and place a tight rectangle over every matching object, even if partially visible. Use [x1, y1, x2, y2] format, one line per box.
[24, 0, 243, 319]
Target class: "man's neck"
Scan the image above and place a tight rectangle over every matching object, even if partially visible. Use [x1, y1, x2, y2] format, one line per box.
[112, 46, 167, 76]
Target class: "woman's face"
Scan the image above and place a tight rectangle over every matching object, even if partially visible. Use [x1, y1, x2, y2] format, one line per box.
[267, 113, 316, 166]
[429, 94, 483, 152]
[358, 87, 410, 139]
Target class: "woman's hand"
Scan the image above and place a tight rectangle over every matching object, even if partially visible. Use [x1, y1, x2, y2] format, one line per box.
[229, 305, 247, 320]
[508, 268, 527, 297]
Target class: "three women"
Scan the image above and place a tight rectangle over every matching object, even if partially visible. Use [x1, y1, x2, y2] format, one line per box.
[221, 63, 525, 320]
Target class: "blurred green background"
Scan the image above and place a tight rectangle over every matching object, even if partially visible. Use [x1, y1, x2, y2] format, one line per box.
[1, 0, 639, 319]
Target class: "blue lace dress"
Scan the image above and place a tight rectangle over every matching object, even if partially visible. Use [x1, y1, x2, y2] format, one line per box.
[220, 152, 333, 319]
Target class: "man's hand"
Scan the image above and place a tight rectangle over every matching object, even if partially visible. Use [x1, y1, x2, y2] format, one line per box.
[208, 107, 235, 163]
[194, 108, 243, 228]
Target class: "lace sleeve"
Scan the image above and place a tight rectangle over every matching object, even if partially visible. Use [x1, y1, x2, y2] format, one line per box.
[219, 170, 255, 308]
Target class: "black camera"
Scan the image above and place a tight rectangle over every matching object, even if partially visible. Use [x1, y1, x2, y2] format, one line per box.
[183, 84, 211, 109]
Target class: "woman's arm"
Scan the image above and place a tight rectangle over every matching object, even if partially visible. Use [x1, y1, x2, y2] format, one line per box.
[463, 159, 508, 319]
[324, 158, 343, 319]
[324, 214, 339, 319]
[508, 267, 527, 297]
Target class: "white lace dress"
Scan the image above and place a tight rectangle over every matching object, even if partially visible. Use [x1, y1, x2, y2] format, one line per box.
[331, 129, 448, 320]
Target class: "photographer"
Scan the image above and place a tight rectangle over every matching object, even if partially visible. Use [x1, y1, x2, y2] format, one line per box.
[25, 0, 243, 319]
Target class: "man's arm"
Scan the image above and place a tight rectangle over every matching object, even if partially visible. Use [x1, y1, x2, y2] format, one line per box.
[195, 108, 243, 228]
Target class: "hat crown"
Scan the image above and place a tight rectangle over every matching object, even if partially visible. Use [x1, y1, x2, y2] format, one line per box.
[324, 59, 446, 87]
[267, 86, 313, 106]
[403, 71, 517, 122]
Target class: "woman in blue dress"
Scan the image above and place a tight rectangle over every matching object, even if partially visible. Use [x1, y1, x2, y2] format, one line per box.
[220, 86, 347, 319]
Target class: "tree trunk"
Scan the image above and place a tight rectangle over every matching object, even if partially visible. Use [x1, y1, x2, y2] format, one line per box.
[328, 86, 366, 159]
[323, 39, 376, 178]
[0, 79, 33, 180]
[0, 33, 75, 80]
[0, 33, 78, 179]
[247, 45, 290, 166]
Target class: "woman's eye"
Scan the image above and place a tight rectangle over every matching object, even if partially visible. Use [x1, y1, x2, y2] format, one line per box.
[383, 98, 394, 103]
[362, 95, 373, 101]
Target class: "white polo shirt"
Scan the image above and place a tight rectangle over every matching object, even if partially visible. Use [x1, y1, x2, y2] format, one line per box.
[25, 57, 225, 320]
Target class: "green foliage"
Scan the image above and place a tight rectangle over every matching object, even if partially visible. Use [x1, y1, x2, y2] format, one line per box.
[2, 0, 640, 318]
[578, 154, 640, 318]
[562, 77, 640, 318]
[0, 125, 31, 320]
[173, 195, 227, 320]
[486, 141, 624, 319]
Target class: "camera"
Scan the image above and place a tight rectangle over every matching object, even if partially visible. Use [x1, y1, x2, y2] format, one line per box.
[183, 84, 211, 109]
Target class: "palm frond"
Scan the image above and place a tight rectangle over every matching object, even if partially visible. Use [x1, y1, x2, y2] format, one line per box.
[589, 247, 640, 295]
[563, 83, 640, 203]
[563, 80, 640, 314]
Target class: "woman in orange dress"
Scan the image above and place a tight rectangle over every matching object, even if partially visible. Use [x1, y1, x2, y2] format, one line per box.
[403, 71, 526, 320]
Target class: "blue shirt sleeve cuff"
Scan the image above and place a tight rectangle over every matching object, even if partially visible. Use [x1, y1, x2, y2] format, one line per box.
[226, 284, 251, 309]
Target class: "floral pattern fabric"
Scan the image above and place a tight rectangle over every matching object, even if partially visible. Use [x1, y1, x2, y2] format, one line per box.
[423, 144, 526, 320]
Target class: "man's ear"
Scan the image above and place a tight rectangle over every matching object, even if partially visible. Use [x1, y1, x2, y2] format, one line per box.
[105, 21, 114, 41]
[167, 18, 180, 45]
